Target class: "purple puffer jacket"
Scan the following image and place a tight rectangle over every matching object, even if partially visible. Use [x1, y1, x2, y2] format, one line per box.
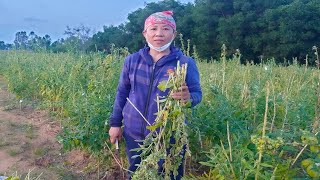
[109, 46, 202, 140]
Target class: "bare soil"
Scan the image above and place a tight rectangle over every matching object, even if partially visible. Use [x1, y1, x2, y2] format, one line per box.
[0, 77, 124, 180]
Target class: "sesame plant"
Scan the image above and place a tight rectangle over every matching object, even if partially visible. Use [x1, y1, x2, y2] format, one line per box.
[186, 46, 320, 179]
[0, 48, 127, 156]
[0, 45, 319, 179]
[131, 61, 191, 180]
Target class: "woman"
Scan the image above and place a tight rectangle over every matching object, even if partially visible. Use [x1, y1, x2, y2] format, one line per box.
[108, 10, 202, 179]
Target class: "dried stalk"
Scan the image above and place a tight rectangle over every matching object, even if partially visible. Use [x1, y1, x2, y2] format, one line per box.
[312, 78, 320, 133]
[126, 97, 151, 126]
[227, 121, 232, 162]
[104, 142, 132, 173]
[255, 81, 270, 180]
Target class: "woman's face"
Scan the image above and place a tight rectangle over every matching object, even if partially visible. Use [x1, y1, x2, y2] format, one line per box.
[143, 24, 176, 48]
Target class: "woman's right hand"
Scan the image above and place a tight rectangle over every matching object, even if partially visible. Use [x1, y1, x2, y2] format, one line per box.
[109, 127, 122, 144]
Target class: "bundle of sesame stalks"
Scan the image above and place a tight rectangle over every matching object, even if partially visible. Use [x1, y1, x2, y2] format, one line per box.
[132, 61, 191, 180]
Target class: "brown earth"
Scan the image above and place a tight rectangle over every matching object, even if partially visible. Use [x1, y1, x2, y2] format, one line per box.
[0, 77, 125, 180]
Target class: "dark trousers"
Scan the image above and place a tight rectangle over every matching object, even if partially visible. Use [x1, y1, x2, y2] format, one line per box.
[123, 131, 185, 180]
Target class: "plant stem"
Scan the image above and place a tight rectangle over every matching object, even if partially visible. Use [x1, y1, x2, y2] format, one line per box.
[126, 97, 151, 126]
[313, 76, 320, 133]
[270, 81, 276, 132]
[104, 142, 132, 173]
[291, 132, 319, 166]
[227, 121, 232, 162]
[255, 81, 270, 180]
[220, 140, 236, 179]
[291, 144, 308, 167]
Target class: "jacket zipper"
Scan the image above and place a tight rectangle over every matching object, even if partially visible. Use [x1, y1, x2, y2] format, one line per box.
[141, 63, 156, 138]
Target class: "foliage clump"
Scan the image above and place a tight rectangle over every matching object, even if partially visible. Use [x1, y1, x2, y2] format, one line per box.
[132, 61, 190, 180]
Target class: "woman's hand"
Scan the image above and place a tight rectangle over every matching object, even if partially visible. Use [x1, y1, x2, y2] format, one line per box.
[171, 83, 190, 103]
[109, 127, 122, 144]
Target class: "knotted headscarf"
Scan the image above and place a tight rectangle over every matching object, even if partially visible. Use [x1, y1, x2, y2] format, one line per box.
[144, 10, 176, 31]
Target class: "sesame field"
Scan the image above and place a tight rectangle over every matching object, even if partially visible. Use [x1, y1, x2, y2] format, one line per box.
[0, 48, 319, 179]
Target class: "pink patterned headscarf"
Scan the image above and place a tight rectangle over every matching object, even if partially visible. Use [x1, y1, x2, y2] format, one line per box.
[144, 11, 176, 31]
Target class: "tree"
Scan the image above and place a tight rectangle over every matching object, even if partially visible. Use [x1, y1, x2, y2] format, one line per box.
[50, 39, 67, 53]
[190, 0, 230, 59]
[87, 24, 129, 53]
[244, 0, 320, 63]
[28, 31, 51, 51]
[14, 31, 28, 49]
[6, 0, 318, 64]
[63, 24, 92, 52]
[0, 41, 10, 50]
[0, 41, 5, 50]
[42, 34, 52, 50]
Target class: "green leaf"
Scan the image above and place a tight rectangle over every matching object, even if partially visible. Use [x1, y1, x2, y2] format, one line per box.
[157, 81, 168, 91]
[281, 145, 298, 153]
[199, 161, 215, 167]
[172, 110, 181, 117]
[5, 176, 20, 180]
[260, 163, 274, 168]
[146, 121, 163, 131]
[130, 147, 143, 152]
[184, 100, 192, 108]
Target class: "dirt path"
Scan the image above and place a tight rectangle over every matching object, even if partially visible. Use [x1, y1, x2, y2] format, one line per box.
[0, 78, 106, 179]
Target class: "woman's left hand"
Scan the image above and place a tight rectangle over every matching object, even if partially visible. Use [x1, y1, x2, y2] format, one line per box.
[171, 83, 190, 103]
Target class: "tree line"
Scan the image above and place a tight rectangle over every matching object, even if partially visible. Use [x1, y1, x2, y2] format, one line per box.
[1, 0, 319, 64]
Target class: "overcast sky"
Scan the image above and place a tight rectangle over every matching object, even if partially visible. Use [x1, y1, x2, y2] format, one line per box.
[0, 0, 193, 43]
